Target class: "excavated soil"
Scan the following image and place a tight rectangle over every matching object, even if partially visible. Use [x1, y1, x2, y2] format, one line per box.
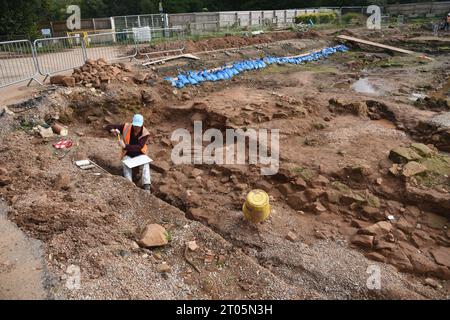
[0, 25, 449, 299]
[138, 30, 320, 56]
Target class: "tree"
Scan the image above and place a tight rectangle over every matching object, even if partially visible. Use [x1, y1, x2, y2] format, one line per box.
[0, 0, 40, 37]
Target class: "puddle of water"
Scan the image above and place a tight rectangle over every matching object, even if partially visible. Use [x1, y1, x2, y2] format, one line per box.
[351, 78, 377, 94]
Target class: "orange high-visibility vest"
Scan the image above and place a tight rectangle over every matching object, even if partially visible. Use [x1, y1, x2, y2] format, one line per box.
[121, 123, 149, 159]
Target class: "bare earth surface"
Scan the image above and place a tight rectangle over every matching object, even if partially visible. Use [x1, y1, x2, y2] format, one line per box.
[0, 26, 449, 299]
[0, 201, 48, 299]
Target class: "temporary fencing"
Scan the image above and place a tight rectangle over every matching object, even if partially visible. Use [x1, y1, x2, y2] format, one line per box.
[0, 40, 42, 88]
[34, 36, 86, 81]
[84, 31, 138, 63]
[1, 28, 182, 87]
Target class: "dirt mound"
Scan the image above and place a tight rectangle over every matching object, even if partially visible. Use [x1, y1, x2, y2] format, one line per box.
[139, 31, 318, 56]
[50, 59, 158, 89]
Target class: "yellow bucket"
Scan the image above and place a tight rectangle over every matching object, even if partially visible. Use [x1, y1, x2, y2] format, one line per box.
[242, 189, 271, 223]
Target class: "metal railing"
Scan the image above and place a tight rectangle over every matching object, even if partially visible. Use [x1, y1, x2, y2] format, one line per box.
[1, 29, 188, 88]
[84, 31, 138, 63]
[34, 35, 86, 81]
[0, 40, 42, 88]
[136, 27, 186, 61]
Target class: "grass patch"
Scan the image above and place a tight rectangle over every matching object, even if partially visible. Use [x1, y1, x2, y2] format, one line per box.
[164, 230, 172, 242]
[292, 167, 317, 181]
[331, 181, 351, 193]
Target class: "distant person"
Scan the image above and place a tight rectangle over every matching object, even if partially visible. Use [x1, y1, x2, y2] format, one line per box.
[105, 114, 151, 192]
[445, 13, 450, 31]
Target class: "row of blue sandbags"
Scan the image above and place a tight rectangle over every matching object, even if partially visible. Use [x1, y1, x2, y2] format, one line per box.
[164, 44, 349, 88]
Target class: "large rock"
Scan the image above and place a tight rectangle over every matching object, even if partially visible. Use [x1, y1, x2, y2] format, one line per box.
[293, 177, 307, 190]
[254, 180, 272, 192]
[396, 217, 415, 234]
[340, 192, 366, 206]
[150, 161, 171, 173]
[402, 161, 427, 177]
[138, 224, 169, 248]
[351, 234, 374, 249]
[407, 251, 437, 274]
[312, 201, 327, 215]
[365, 252, 386, 263]
[410, 143, 434, 157]
[389, 147, 422, 164]
[325, 190, 340, 204]
[386, 249, 413, 272]
[277, 183, 296, 195]
[305, 188, 324, 201]
[430, 247, 450, 268]
[359, 221, 392, 236]
[133, 73, 147, 83]
[405, 184, 450, 216]
[411, 230, 434, 248]
[50, 74, 65, 85]
[361, 206, 384, 221]
[310, 175, 329, 187]
[287, 192, 308, 210]
[38, 126, 54, 139]
[189, 207, 211, 224]
[49, 75, 75, 87]
[62, 76, 75, 87]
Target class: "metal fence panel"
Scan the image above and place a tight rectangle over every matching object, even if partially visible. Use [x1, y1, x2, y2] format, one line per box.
[137, 27, 186, 61]
[34, 36, 86, 80]
[0, 40, 41, 88]
[84, 31, 137, 63]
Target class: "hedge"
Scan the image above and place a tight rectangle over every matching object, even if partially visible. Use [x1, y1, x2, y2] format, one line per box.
[341, 12, 366, 25]
[294, 12, 337, 24]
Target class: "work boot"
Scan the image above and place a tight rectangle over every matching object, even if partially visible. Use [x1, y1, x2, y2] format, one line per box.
[143, 184, 151, 193]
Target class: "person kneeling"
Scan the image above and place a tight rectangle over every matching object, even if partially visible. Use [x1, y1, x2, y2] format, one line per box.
[105, 114, 151, 192]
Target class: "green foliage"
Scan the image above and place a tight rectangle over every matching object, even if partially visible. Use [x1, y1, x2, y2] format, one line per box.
[341, 12, 366, 25]
[1, 0, 449, 38]
[294, 12, 337, 25]
[0, 0, 40, 38]
[164, 230, 172, 242]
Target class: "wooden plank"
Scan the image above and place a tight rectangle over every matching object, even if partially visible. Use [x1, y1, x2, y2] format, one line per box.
[143, 54, 200, 66]
[337, 35, 416, 55]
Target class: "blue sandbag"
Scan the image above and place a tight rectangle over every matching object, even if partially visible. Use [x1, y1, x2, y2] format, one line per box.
[210, 73, 218, 81]
[216, 71, 224, 80]
[165, 45, 349, 87]
[188, 77, 197, 85]
[178, 75, 190, 85]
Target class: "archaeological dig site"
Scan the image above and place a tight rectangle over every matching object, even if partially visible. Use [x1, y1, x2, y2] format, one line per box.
[0, 0, 449, 304]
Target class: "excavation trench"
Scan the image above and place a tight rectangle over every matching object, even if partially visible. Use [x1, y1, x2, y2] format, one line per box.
[2, 27, 450, 299]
